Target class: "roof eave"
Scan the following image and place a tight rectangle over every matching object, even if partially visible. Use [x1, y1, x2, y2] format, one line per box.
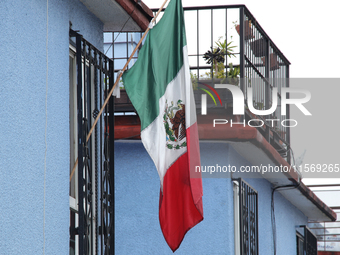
[112, 0, 153, 31]
[79, 0, 153, 32]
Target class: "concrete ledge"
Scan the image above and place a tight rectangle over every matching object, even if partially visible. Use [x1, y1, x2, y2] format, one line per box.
[114, 121, 337, 221]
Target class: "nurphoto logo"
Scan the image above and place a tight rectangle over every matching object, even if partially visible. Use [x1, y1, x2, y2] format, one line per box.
[200, 83, 312, 128]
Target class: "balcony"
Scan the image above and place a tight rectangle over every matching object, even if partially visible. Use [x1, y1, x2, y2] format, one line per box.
[110, 5, 291, 163]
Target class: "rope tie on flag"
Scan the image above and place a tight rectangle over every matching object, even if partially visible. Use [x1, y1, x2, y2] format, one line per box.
[70, 0, 169, 182]
[113, 70, 124, 98]
[117, 70, 124, 78]
[148, 21, 154, 29]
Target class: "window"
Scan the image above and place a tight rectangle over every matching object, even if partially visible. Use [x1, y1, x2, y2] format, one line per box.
[233, 178, 258, 255]
[69, 45, 79, 255]
[296, 232, 304, 255]
[296, 226, 317, 255]
[304, 226, 317, 255]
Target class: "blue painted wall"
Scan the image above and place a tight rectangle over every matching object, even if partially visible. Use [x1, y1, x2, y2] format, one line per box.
[114, 141, 308, 254]
[0, 0, 308, 253]
[0, 0, 103, 254]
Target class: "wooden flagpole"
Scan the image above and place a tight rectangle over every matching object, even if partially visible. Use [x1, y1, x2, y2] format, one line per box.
[70, 0, 169, 182]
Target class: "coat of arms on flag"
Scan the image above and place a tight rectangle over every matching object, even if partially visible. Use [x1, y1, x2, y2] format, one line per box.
[164, 99, 187, 150]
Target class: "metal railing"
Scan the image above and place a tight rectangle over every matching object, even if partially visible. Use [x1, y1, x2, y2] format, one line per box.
[308, 215, 340, 252]
[187, 5, 290, 162]
[151, 5, 291, 163]
[241, 7, 290, 162]
[110, 5, 291, 163]
[70, 30, 115, 255]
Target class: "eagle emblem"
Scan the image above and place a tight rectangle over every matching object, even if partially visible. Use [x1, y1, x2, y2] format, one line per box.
[163, 99, 187, 150]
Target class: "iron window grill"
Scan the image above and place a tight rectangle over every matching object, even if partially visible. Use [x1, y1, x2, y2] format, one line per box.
[297, 226, 318, 255]
[234, 178, 259, 255]
[70, 30, 115, 255]
[303, 225, 318, 255]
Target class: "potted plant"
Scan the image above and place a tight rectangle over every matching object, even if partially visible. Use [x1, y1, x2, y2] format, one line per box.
[202, 37, 239, 82]
[195, 37, 241, 108]
[203, 46, 226, 77]
[225, 63, 240, 86]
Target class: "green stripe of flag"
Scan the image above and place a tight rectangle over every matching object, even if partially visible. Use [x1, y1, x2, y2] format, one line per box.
[122, 0, 187, 131]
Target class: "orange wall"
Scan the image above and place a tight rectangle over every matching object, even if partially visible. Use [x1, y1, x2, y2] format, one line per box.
[319, 251, 340, 255]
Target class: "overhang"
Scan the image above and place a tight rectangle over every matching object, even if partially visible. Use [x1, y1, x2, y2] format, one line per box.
[199, 123, 337, 222]
[114, 118, 336, 222]
[80, 0, 153, 31]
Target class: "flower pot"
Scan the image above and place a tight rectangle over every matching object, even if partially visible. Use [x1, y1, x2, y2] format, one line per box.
[249, 38, 267, 57]
[225, 77, 239, 86]
[235, 20, 254, 40]
[261, 53, 279, 71]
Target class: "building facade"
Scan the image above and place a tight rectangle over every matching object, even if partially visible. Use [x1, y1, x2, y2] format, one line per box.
[0, 1, 336, 254]
[112, 4, 337, 255]
[114, 139, 335, 254]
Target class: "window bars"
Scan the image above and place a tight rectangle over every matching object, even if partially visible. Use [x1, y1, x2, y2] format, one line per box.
[70, 30, 115, 255]
[234, 178, 259, 255]
[297, 225, 318, 255]
[303, 225, 318, 255]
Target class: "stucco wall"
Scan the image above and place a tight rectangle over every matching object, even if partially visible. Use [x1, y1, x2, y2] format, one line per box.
[0, 0, 103, 254]
[114, 141, 308, 254]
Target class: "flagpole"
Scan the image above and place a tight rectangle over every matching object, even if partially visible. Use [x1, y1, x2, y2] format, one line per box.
[70, 0, 169, 182]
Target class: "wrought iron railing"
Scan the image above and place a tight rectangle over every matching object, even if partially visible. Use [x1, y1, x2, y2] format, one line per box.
[70, 30, 115, 255]
[109, 5, 291, 163]
[179, 5, 291, 163]
[152, 5, 291, 162]
[242, 7, 290, 162]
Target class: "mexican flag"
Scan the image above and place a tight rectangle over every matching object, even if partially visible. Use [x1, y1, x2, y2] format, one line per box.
[122, 0, 203, 251]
